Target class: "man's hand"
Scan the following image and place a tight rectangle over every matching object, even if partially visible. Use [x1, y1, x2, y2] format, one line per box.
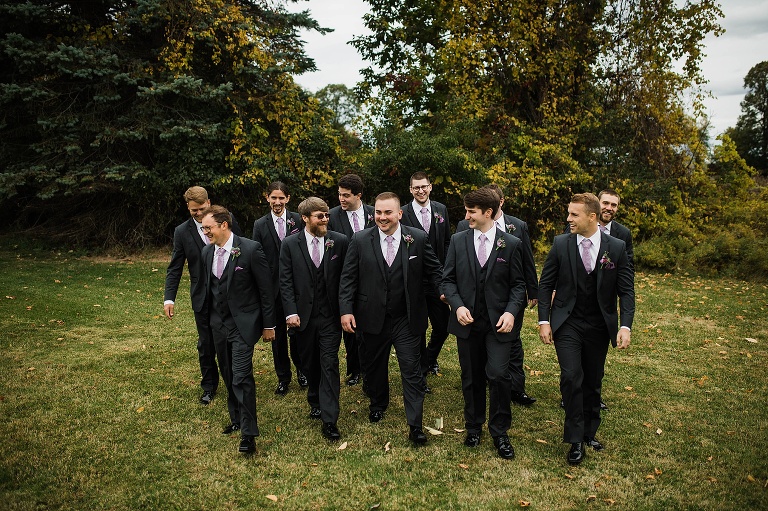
[527, 298, 538, 309]
[616, 329, 631, 349]
[440, 294, 448, 304]
[341, 314, 356, 333]
[286, 316, 301, 329]
[262, 328, 275, 342]
[456, 306, 473, 326]
[539, 324, 553, 345]
[496, 312, 515, 333]
[163, 303, 174, 319]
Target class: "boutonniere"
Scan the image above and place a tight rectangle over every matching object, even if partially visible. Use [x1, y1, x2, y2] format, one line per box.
[325, 239, 334, 252]
[495, 238, 506, 251]
[367, 213, 374, 224]
[403, 234, 414, 246]
[506, 223, 516, 233]
[230, 247, 241, 260]
[599, 251, 615, 269]
[286, 217, 296, 229]
[433, 212, 445, 224]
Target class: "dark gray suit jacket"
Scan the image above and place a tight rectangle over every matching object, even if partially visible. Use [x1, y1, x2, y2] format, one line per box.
[202, 236, 276, 345]
[328, 204, 375, 238]
[252, 211, 303, 301]
[538, 232, 635, 347]
[279, 230, 349, 331]
[400, 200, 451, 264]
[339, 225, 442, 336]
[441, 228, 527, 341]
[165, 218, 208, 312]
[562, 220, 634, 269]
[458, 213, 538, 300]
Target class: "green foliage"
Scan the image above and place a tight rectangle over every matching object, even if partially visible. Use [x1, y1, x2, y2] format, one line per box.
[728, 61, 768, 174]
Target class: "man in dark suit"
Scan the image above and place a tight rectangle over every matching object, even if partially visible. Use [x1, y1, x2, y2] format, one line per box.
[202, 205, 276, 454]
[339, 192, 443, 445]
[164, 186, 242, 405]
[251, 181, 306, 396]
[328, 174, 375, 387]
[443, 187, 527, 459]
[399, 171, 452, 378]
[456, 184, 539, 406]
[538, 193, 634, 465]
[279, 198, 349, 441]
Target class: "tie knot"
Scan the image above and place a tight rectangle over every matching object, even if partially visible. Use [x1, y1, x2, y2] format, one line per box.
[582, 238, 592, 248]
[599, 224, 607, 233]
[479, 233, 487, 243]
[421, 207, 428, 214]
[217, 247, 226, 256]
[312, 237, 319, 245]
[277, 217, 284, 225]
[386, 235, 394, 245]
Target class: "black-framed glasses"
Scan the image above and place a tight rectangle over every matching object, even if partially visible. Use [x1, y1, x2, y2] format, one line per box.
[311, 213, 331, 220]
[410, 185, 431, 191]
[201, 223, 221, 233]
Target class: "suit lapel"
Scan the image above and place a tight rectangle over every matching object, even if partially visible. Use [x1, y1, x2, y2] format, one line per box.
[204, 245, 214, 292]
[297, 231, 316, 279]
[339, 209, 353, 237]
[188, 219, 206, 250]
[225, 236, 240, 293]
[596, 232, 611, 289]
[405, 205, 423, 232]
[400, 226, 410, 290]
[567, 234, 579, 284]
[486, 229, 500, 275]
[463, 230, 477, 279]
[370, 229, 387, 279]
[266, 215, 280, 248]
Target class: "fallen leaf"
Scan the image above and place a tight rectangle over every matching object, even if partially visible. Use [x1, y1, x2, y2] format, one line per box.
[707, 456, 713, 461]
[6, 296, 15, 299]
[384, 442, 391, 452]
[643, 422, 653, 428]
[645, 474, 655, 480]
[604, 498, 616, 505]
[564, 473, 574, 479]
[310, 463, 318, 467]
[266, 495, 278, 502]
[454, 428, 466, 433]
[275, 426, 282, 433]
[136, 407, 145, 413]
[747, 475, 756, 482]
[624, 386, 633, 391]
[706, 476, 717, 483]
[587, 495, 597, 501]
[370, 504, 381, 510]
[654, 467, 662, 475]
[535, 439, 548, 444]
[745, 338, 758, 343]
[594, 481, 603, 488]
[27, 367, 35, 372]
[93, 304, 101, 307]
[424, 426, 443, 435]
[435, 417, 444, 429]
[337, 441, 348, 450]
[161, 395, 170, 400]
[656, 428, 662, 435]
[519, 500, 531, 507]
[458, 463, 469, 469]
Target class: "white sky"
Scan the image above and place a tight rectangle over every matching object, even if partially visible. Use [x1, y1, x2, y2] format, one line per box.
[290, 0, 768, 138]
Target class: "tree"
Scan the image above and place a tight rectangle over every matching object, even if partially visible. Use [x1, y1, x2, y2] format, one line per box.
[728, 61, 768, 174]
[0, 0, 345, 247]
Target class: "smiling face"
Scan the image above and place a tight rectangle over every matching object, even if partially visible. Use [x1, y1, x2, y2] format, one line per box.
[303, 210, 329, 238]
[187, 199, 210, 223]
[598, 193, 620, 225]
[465, 205, 494, 232]
[338, 186, 362, 211]
[567, 202, 598, 237]
[201, 213, 230, 247]
[375, 197, 402, 236]
[266, 189, 289, 216]
[409, 178, 432, 206]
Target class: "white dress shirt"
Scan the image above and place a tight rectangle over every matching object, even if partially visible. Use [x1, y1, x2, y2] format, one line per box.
[379, 225, 402, 260]
[412, 199, 432, 231]
[212, 233, 234, 277]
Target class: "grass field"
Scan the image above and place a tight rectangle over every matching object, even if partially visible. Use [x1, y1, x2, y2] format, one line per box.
[1, 246, 766, 510]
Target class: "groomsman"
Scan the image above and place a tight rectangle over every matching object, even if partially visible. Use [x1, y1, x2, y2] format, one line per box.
[399, 171, 452, 377]
[280, 198, 349, 441]
[538, 193, 634, 465]
[252, 182, 306, 395]
[201, 205, 276, 454]
[457, 184, 539, 406]
[442, 187, 527, 459]
[596, 189, 634, 269]
[328, 174, 375, 386]
[339, 192, 443, 445]
[163, 186, 242, 405]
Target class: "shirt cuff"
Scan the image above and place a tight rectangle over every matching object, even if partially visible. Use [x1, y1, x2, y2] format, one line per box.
[538, 320, 550, 325]
[285, 314, 298, 321]
[164, 300, 174, 305]
[620, 326, 631, 331]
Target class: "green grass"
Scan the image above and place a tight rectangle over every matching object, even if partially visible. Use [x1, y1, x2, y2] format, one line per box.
[1, 246, 767, 510]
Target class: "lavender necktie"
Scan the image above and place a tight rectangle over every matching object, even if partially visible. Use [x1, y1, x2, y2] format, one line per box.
[477, 233, 488, 266]
[352, 212, 361, 232]
[599, 224, 607, 234]
[385, 235, 395, 266]
[581, 238, 593, 273]
[421, 207, 431, 232]
[311, 237, 321, 268]
[277, 217, 285, 240]
[214, 247, 227, 279]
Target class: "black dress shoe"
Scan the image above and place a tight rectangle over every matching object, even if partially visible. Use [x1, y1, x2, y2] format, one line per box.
[222, 423, 240, 435]
[409, 426, 428, 445]
[600, 399, 609, 411]
[297, 371, 308, 388]
[424, 382, 432, 394]
[309, 407, 321, 420]
[584, 436, 604, 451]
[200, 390, 215, 405]
[567, 442, 585, 465]
[369, 410, 384, 423]
[322, 422, 341, 441]
[493, 435, 515, 460]
[511, 391, 536, 406]
[346, 373, 361, 386]
[464, 432, 481, 447]
[274, 381, 289, 396]
[239, 435, 256, 454]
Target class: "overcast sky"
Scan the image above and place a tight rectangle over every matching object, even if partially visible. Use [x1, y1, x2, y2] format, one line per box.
[290, 0, 768, 138]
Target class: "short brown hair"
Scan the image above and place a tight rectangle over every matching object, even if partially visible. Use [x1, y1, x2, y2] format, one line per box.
[484, 184, 504, 202]
[598, 188, 620, 202]
[267, 181, 290, 196]
[464, 188, 499, 218]
[298, 197, 329, 217]
[338, 174, 364, 196]
[570, 193, 600, 217]
[202, 205, 232, 228]
[375, 191, 401, 207]
[183, 186, 208, 204]
[410, 171, 430, 185]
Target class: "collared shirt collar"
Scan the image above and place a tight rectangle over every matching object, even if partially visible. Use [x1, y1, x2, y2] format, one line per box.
[379, 224, 402, 243]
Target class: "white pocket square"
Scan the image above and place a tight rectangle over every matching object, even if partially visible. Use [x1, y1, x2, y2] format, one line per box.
[409, 255, 418, 260]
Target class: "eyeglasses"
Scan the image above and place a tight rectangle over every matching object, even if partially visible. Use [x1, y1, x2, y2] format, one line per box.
[201, 223, 221, 233]
[410, 185, 431, 192]
[311, 213, 331, 220]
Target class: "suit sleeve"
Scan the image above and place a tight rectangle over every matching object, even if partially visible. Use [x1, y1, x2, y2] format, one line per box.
[250, 242, 276, 328]
[537, 240, 561, 322]
[616, 246, 635, 329]
[164, 227, 186, 302]
[456, 219, 469, 233]
[504, 238, 527, 317]
[518, 222, 539, 299]
[251, 220, 259, 243]
[441, 234, 463, 311]
[440, 205, 451, 255]
[279, 240, 298, 318]
[623, 228, 635, 270]
[338, 234, 360, 316]
[422, 237, 443, 295]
